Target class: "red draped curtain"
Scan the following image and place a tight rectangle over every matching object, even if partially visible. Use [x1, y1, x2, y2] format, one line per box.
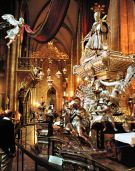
[81, 0, 91, 38]
[29, 0, 70, 43]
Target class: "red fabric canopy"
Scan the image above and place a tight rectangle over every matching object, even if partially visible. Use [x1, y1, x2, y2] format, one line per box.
[29, 0, 70, 43]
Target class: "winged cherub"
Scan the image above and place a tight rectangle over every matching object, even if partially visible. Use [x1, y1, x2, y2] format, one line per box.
[2, 14, 34, 48]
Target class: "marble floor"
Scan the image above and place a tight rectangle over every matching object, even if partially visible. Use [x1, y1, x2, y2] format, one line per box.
[11, 125, 49, 171]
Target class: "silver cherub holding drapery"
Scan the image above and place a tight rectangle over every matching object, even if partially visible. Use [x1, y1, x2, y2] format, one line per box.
[1, 14, 34, 48]
[2, 14, 24, 48]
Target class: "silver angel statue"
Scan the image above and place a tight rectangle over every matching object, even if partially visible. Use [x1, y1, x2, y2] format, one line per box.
[83, 12, 109, 50]
[2, 14, 34, 48]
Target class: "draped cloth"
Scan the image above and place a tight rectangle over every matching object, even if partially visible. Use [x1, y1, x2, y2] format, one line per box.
[28, 0, 70, 42]
[81, 0, 91, 38]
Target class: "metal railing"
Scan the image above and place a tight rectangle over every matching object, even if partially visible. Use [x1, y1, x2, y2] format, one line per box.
[15, 142, 62, 171]
[15, 123, 62, 171]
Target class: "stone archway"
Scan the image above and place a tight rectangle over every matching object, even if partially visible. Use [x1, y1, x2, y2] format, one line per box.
[18, 87, 32, 124]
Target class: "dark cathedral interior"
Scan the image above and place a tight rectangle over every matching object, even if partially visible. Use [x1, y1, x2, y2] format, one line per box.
[0, 0, 135, 170]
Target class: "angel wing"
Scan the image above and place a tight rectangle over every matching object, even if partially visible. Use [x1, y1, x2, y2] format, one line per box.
[1, 14, 19, 26]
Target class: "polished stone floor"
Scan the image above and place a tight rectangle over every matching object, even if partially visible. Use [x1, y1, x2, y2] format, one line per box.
[12, 153, 36, 171]
[12, 153, 47, 171]
[11, 125, 48, 171]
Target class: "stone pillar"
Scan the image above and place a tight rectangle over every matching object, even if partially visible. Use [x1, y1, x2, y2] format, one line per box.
[5, 48, 10, 109]
[107, 0, 120, 51]
[5, 42, 17, 110]
[119, 0, 135, 54]
[108, 0, 135, 54]
[9, 42, 17, 110]
[57, 76, 63, 112]
[7, 1, 22, 111]
[126, 0, 135, 54]
[68, 40, 75, 99]
[75, 6, 82, 90]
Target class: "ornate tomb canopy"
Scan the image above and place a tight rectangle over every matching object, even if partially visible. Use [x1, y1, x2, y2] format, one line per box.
[73, 50, 134, 80]
[74, 2, 135, 80]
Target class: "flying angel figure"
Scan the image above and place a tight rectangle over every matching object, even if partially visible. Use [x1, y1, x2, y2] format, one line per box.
[1, 14, 34, 48]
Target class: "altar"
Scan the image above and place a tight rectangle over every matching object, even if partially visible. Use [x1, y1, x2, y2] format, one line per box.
[114, 132, 135, 167]
[115, 132, 135, 145]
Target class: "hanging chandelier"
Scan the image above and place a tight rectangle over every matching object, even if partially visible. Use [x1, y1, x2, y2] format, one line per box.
[38, 71, 44, 80]
[62, 68, 67, 75]
[47, 75, 53, 88]
[47, 67, 51, 75]
[56, 70, 62, 78]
